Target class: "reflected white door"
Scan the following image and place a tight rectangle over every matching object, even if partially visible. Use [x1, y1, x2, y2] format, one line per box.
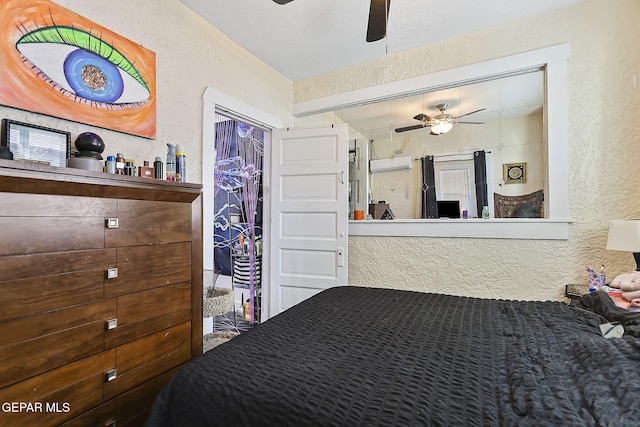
[434, 159, 477, 218]
[269, 125, 349, 317]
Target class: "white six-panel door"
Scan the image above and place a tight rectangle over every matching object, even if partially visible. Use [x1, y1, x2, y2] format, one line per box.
[268, 125, 349, 318]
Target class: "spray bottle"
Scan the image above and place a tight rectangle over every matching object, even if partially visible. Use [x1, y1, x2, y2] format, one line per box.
[176, 144, 186, 183]
[166, 143, 176, 181]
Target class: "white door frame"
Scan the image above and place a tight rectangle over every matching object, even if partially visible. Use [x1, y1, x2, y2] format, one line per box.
[201, 87, 283, 320]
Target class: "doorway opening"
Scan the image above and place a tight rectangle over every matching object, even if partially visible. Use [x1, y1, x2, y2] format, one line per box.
[205, 112, 266, 343]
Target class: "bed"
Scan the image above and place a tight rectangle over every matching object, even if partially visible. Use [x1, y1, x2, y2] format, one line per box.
[146, 286, 640, 426]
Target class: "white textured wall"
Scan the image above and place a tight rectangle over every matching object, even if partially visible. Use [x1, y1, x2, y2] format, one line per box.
[295, 0, 640, 300]
[0, 0, 292, 185]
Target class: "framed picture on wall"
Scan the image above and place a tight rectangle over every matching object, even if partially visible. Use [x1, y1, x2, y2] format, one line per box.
[1, 119, 70, 167]
[503, 162, 527, 184]
[0, 0, 156, 139]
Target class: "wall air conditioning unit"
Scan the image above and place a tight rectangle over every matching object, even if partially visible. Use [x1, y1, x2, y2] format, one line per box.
[369, 156, 412, 173]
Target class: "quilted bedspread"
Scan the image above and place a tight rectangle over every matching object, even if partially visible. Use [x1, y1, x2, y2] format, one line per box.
[146, 287, 640, 426]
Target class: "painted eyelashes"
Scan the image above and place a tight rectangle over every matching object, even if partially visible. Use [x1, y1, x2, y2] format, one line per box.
[16, 22, 150, 109]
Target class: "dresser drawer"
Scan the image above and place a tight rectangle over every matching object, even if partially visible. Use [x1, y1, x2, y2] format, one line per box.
[105, 242, 191, 297]
[113, 365, 184, 427]
[0, 193, 117, 217]
[0, 300, 116, 388]
[0, 248, 116, 284]
[0, 217, 108, 256]
[116, 199, 191, 228]
[116, 242, 191, 276]
[0, 191, 115, 257]
[0, 269, 107, 323]
[60, 365, 184, 427]
[105, 283, 191, 348]
[0, 350, 116, 427]
[58, 400, 116, 427]
[105, 226, 191, 247]
[104, 199, 191, 247]
[104, 322, 191, 400]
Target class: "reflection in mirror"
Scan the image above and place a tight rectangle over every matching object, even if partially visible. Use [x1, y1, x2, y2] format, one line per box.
[299, 69, 546, 220]
[348, 138, 370, 219]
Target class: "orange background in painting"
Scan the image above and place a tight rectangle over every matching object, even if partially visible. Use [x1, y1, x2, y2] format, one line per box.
[0, 0, 156, 139]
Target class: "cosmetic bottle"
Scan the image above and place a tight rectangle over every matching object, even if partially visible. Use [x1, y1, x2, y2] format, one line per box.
[139, 160, 154, 178]
[116, 153, 125, 174]
[166, 143, 176, 181]
[244, 300, 251, 322]
[124, 160, 136, 176]
[106, 156, 116, 174]
[154, 157, 163, 179]
[176, 144, 186, 183]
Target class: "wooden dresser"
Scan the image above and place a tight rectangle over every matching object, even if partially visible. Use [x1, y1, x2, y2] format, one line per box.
[0, 159, 203, 426]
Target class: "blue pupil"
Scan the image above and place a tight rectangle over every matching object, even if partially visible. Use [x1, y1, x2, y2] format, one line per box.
[63, 49, 124, 103]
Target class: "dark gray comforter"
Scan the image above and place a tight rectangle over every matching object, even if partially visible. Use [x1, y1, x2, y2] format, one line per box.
[147, 287, 640, 426]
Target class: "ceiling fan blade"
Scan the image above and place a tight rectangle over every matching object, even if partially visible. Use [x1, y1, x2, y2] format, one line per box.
[366, 0, 391, 43]
[394, 124, 425, 133]
[455, 108, 486, 119]
[455, 121, 485, 125]
[273, 0, 294, 4]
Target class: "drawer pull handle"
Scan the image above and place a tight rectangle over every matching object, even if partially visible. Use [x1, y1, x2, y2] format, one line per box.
[105, 218, 119, 229]
[103, 419, 117, 427]
[106, 318, 118, 330]
[106, 268, 119, 279]
[105, 369, 118, 382]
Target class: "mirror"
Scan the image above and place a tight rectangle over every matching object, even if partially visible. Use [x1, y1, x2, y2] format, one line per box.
[298, 69, 545, 220]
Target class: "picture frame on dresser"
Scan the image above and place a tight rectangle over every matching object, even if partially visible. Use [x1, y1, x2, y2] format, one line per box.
[0, 119, 70, 167]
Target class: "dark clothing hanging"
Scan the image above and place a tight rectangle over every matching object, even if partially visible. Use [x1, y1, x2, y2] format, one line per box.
[420, 156, 437, 218]
[473, 151, 488, 216]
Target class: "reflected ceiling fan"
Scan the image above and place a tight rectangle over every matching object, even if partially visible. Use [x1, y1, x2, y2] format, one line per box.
[273, 0, 391, 42]
[394, 103, 486, 135]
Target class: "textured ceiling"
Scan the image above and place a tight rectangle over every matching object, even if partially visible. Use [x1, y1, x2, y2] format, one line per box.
[181, 0, 586, 81]
[181, 0, 569, 134]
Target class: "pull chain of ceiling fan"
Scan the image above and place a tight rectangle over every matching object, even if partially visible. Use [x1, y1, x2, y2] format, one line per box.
[380, 0, 389, 56]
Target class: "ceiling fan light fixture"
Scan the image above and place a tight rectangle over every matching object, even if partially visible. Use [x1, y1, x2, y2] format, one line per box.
[430, 121, 453, 135]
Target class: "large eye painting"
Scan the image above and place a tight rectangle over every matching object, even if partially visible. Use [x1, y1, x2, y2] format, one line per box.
[16, 26, 150, 109]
